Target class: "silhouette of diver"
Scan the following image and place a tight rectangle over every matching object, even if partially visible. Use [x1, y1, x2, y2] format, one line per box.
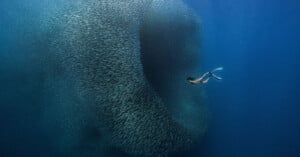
[187, 67, 223, 84]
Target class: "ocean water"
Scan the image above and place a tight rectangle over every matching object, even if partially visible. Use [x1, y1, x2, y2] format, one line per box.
[184, 0, 300, 157]
[0, 0, 300, 157]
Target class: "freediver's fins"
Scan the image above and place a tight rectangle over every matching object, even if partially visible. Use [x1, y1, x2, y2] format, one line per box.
[212, 74, 222, 80]
[211, 67, 223, 72]
[210, 67, 223, 80]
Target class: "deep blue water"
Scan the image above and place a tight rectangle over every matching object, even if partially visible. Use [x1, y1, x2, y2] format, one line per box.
[1, 0, 300, 157]
[185, 0, 300, 156]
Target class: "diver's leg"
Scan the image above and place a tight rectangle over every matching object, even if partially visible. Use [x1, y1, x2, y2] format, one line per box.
[200, 72, 209, 79]
[202, 78, 210, 84]
[195, 72, 209, 82]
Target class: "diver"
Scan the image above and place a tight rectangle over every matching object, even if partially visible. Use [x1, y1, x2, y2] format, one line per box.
[187, 67, 223, 84]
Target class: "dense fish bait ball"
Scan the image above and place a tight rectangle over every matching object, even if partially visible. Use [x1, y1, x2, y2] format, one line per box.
[45, 0, 208, 156]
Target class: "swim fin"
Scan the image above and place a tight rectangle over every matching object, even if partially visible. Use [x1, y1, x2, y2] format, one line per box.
[211, 67, 223, 72]
[212, 74, 222, 80]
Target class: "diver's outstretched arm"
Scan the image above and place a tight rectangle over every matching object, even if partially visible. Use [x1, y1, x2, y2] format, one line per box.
[211, 67, 223, 72]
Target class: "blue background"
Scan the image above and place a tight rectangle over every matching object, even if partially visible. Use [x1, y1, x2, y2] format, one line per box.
[0, 0, 300, 157]
[184, 0, 300, 156]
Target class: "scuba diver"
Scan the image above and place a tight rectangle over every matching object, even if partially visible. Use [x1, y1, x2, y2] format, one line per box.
[187, 67, 223, 84]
